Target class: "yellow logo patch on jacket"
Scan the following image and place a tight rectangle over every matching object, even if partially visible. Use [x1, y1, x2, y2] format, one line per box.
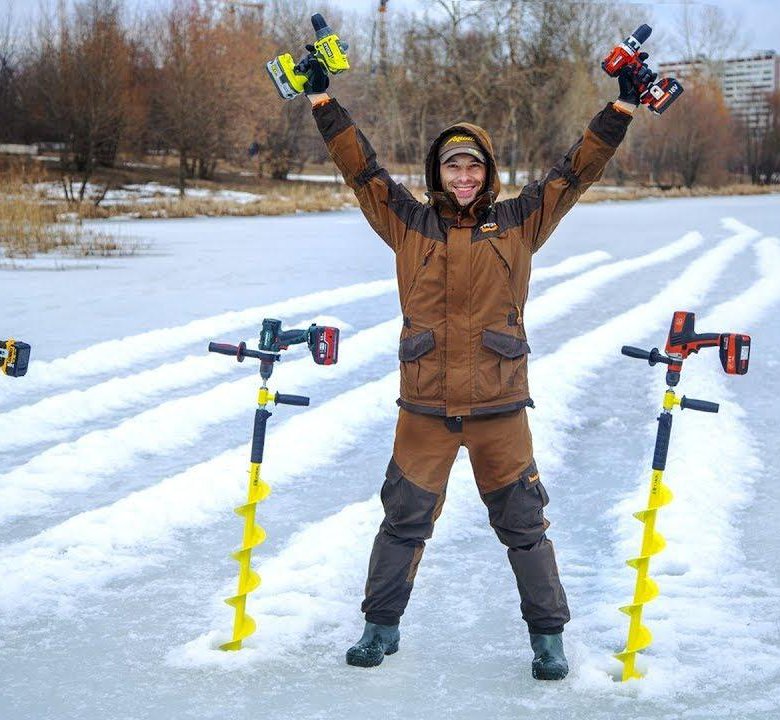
[479, 222, 498, 233]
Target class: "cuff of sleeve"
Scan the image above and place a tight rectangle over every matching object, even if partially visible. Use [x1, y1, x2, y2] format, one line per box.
[312, 97, 353, 143]
[588, 102, 633, 147]
[611, 101, 635, 116]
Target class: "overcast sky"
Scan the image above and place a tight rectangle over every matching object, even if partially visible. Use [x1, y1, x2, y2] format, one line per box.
[3, 0, 778, 60]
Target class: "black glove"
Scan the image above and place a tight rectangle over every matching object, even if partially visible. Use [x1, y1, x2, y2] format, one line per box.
[618, 52, 658, 106]
[303, 45, 329, 94]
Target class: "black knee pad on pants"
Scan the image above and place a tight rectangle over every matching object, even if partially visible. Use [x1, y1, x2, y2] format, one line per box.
[481, 460, 549, 549]
[362, 459, 444, 625]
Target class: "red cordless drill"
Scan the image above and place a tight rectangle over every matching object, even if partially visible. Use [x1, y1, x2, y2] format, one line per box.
[602, 24, 683, 115]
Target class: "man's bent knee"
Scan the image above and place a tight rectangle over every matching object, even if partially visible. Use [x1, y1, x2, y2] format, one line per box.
[380, 457, 446, 541]
[481, 460, 550, 548]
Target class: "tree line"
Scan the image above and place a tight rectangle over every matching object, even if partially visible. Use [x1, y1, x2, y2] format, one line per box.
[1, 0, 778, 201]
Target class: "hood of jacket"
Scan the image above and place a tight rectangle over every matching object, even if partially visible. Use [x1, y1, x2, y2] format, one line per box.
[424, 121, 501, 217]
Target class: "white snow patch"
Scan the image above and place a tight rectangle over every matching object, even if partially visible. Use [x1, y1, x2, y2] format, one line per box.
[533, 251, 612, 282]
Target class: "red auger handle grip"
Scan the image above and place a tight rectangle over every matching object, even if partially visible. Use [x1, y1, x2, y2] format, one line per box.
[680, 396, 719, 413]
[275, 392, 310, 406]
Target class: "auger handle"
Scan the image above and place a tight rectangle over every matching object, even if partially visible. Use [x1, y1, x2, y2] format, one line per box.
[680, 396, 719, 413]
[208, 341, 265, 362]
[275, 392, 310, 406]
[209, 341, 243, 358]
[622, 345, 650, 360]
[621, 346, 672, 366]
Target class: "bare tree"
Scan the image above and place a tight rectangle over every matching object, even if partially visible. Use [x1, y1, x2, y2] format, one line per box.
[149, 2, 267, 192]
[741, 91, 780, 185]
[671, 0, 748, 71]
[26, 0, 135, 202]
[0, 2, 21, 143]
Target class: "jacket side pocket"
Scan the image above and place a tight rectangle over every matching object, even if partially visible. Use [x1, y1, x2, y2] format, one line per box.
[477, 329, 530, 400]
[399, 329, 440, 400]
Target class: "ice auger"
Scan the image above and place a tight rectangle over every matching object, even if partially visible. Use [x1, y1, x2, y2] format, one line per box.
[615, 311, 750, 681]
[1, 338, 31, 378]
[209, 318, 339, 651]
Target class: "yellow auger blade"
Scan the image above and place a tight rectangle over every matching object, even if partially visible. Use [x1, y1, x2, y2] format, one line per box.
[220, 461, 269, 652]
[616, 464, 672, 680]
[628, 524, 667, 558]
[616, 622, 653, 655]
[621, 575, 659, 606]
[648, 479, 673, 509]
[219, 605, 257, 651]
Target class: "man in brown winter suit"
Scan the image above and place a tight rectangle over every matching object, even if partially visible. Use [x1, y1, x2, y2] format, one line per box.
[305, 57, 649, 679]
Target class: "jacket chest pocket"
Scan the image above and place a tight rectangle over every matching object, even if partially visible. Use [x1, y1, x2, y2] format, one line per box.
[399, 328, 442, 401]
[475, 329, 530, 402]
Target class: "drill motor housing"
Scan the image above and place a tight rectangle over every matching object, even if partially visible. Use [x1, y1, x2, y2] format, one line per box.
[665, 311, 750, 376]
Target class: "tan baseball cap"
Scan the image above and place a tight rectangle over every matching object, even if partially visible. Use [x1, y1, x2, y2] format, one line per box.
[439, 133, 486, 164]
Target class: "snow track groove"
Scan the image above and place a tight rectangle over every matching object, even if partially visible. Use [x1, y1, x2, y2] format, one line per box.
[532, 250, 612, 282]
[0, 279, 396, 409]
[525, 231, 701, 327]
[0, 313, 350, 454]
[0, 317, 401, 524]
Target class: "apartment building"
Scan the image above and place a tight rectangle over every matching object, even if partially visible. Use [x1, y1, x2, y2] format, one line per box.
[659, 51, 779, 126]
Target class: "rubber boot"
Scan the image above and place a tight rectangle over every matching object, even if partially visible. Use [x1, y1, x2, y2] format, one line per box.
[345, 622, 400, 667]
[530, 632, 569, 680]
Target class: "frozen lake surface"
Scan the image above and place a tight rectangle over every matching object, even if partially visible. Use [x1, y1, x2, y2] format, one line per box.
[2, 194, 780, 719]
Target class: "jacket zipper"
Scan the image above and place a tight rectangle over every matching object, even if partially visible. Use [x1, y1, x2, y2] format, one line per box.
[487, 238, 522, 321]
[402, 239, 437, 310]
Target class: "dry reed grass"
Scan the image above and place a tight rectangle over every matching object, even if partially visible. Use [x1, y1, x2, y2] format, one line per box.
[0, 164, 142, 258]
[76, 182, 358, 220]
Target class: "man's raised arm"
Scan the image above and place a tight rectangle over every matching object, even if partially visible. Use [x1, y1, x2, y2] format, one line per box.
[508, 57, 658, 254]
[511, 101, 634, 255]
[308, 93, 419, 252]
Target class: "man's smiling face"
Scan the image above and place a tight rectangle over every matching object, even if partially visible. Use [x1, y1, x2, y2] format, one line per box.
[439, 154, 486, 207]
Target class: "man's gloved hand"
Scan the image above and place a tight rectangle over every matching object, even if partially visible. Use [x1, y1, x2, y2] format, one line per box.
[303, 45, 330, 94]
[618, 52, 658, 106]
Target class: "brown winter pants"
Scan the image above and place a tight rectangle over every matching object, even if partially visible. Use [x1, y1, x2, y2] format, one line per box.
[362, 408, 570, 634]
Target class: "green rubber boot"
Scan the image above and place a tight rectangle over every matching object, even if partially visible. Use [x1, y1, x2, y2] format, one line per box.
[530, 633, 569, 680]
[345, 622, 400, 667]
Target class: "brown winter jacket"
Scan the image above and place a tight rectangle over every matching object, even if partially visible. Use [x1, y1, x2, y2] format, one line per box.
[313, 98, 632, 417]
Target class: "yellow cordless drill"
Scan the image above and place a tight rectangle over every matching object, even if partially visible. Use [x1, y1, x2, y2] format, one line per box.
[266, 13, 349, 100]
